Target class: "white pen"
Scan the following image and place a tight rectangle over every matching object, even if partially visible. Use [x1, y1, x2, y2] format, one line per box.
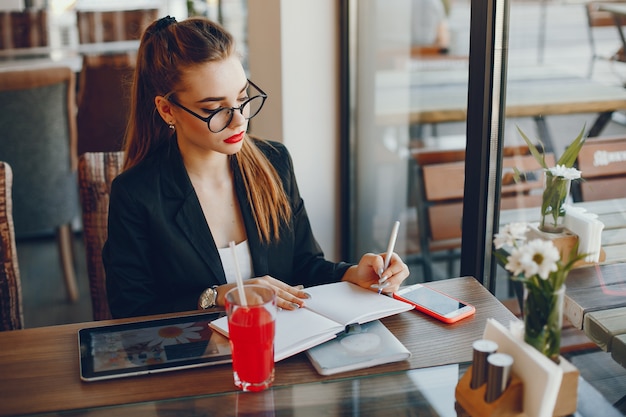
[376, 220, 400, 295]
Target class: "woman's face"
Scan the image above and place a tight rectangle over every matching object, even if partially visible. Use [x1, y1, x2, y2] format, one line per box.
[166, 56, 250, 157]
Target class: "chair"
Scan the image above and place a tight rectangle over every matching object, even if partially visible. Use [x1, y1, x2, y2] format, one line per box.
[78, 151, 124, 321]
[0, 161, 23, 331]
[0, 9, 48, 50]
[76, 9, 158, 44]
[77, 52, 136, 155]
[584, 1, 626, 78]
[572, 136, 626, 201]
[408, 145, 554, 282]
[0, 67, 80, 303]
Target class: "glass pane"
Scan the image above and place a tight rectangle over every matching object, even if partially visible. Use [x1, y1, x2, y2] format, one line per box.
[350, 0, 471, 284]
[499, 0, 626, 299]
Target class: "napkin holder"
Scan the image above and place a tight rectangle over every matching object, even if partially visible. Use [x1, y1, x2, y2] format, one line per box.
[526, 224, 605, 268]
[553, 356, 579, 417]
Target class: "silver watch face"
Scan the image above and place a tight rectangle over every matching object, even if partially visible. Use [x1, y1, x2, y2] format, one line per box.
[201, 288, 216, 309]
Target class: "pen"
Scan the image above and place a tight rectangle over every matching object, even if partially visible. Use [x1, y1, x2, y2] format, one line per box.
[377, 220, 400, 294]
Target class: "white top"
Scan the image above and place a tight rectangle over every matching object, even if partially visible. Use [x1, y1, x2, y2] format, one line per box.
[217, 240, 254, 283]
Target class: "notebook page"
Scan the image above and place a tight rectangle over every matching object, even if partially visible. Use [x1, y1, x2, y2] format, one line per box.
[209, 307, 343, 362]
[304, 282, 413, 325]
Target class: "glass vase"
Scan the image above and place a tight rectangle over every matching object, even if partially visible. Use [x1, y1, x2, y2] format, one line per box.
[539, 173, 571, 233]
[523, 284, 565, 363]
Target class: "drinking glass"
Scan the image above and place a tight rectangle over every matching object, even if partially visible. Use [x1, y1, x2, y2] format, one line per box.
[226, 285, 276, 392]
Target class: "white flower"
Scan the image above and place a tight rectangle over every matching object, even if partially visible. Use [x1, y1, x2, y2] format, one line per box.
[548, 165, 582, 180]
[524, 239, 560, 279]
[504, 239, 559, 280]
[494, 222, 529, 249]
[135, 323, 204, 347]
[505, 246, 533, 277]
[508, 222, 530, 239]
[495, 220, 585, 293]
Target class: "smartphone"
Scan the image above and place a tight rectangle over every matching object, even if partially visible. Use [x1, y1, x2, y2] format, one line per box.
[393, 284, 475, 324]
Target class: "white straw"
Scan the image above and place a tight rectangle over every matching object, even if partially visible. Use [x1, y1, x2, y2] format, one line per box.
[229, 241, 247, 307]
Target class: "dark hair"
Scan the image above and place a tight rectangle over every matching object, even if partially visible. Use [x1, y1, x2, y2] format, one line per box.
[123, 17, 291, 243]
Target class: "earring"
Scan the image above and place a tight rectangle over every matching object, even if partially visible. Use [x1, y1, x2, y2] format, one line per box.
[168, 123, 175, 130]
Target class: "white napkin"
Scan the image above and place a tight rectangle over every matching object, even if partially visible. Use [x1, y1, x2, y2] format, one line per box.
[563, 205, 605, 262]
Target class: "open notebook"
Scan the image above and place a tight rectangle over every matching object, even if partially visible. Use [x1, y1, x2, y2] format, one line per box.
[210, 281, 413, 361]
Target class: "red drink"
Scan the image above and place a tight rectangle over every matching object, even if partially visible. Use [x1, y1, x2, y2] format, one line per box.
[226, 285, 276, 392]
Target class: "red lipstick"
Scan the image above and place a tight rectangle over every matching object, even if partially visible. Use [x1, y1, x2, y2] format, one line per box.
[224, 131, 244, 144]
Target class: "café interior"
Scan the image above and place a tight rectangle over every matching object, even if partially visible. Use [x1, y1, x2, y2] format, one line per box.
[1, 0, 626, 415]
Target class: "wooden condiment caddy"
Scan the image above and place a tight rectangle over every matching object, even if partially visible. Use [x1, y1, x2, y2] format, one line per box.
[455, 356, 579, 417]
[455, 364, 524, 417]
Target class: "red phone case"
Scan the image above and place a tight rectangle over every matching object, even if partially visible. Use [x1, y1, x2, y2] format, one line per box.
[393, 285, 475, 324]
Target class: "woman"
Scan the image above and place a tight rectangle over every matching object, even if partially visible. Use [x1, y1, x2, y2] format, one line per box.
[103, 16, 409, 319]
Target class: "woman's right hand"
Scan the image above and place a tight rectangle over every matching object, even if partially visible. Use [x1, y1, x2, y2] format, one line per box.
[216, 276, 309, 310]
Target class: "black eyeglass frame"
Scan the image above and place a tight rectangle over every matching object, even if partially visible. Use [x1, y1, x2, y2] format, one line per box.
[166, 79, 267, 133]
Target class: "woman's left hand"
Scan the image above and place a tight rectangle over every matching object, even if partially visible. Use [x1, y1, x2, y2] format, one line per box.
[342, 252, 409, 294]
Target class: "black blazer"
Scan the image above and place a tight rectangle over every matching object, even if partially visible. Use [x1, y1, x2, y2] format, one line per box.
[103, 139, 351, 318]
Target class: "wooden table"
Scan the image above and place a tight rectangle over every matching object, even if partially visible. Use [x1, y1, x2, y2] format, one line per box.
[0, 277, 516, 416]
[564, 263, 626, 367]
[3, 363, 621, 417]
[376, 67, 626, 152]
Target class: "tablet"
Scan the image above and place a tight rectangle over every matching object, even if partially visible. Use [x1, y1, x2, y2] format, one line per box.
[78, 311, 231, 382]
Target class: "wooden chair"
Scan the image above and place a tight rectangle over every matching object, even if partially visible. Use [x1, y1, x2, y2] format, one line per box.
[0, 9, 48, 50]
[409, 145, 555, 282]
[584, 1, 626, 78]
[78, 151, 124, 321]
[0, 162, 23, 331]
[77, 52, 136, 155]
[76, 9, 158, 44]
[0, 67, 80, 303]
[572, 136, 626, 201]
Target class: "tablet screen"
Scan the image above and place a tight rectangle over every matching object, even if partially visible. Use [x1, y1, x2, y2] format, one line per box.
[79, 312, 231, 381]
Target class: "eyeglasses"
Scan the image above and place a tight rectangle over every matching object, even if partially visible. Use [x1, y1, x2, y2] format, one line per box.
[167, 79, 267, 133]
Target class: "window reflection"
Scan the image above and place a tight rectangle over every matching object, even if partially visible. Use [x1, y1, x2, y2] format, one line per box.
[349, 0, 626, 299]
[499, 0, 626, 297]
[349, 0, 470, 285]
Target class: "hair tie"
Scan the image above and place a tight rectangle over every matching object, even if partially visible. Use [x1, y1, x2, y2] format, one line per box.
[154, 16, 177, 32]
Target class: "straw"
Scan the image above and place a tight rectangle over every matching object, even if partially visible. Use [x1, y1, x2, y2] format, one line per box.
[229, 241, 247, 307]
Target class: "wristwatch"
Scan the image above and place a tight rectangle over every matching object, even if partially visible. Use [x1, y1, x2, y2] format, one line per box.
[198, 286, 219, 309]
